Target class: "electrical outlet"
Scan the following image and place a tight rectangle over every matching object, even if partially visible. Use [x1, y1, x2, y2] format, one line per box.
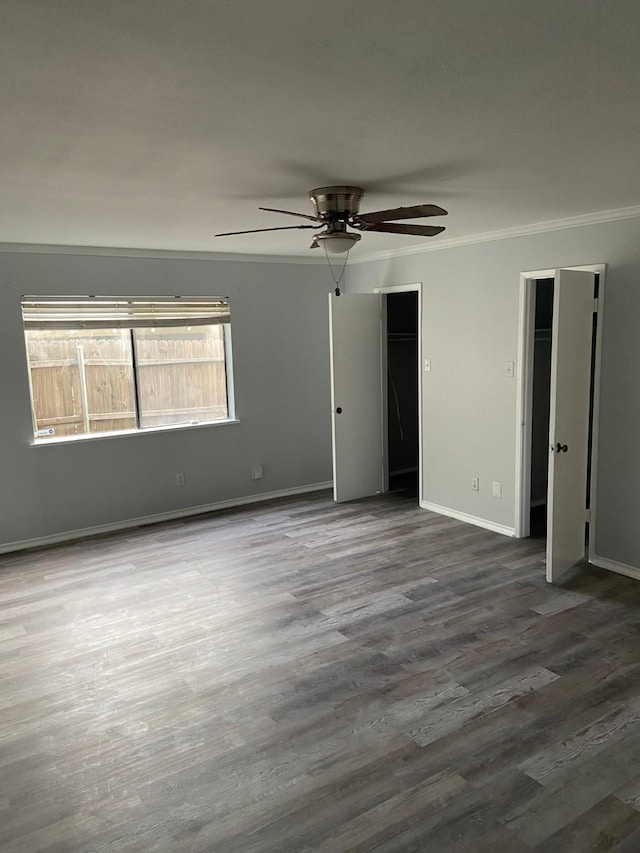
[176, 472, 185, 487]
[492, 481, 502, 498]
[471, 477, 479, 491]
[251, 465, 263, 480]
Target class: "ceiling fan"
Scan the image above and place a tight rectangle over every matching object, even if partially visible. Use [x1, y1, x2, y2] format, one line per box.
[215, 186, 448, 253]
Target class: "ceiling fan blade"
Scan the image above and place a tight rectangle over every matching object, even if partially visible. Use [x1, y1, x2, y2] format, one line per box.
[215, 225, 317, 237]
[356, 204, 448, 225]
[362, 223, 446, 237]
[258, 206, 322, 222]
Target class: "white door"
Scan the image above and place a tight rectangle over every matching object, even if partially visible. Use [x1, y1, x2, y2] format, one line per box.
[546, 269, 595, 582]
[329, 292, 384, 502]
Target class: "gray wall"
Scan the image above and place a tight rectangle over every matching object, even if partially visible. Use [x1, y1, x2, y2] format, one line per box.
[0, 251, 333, 548]
[4, 215, 640, 572]
[347, 216, 640, 570]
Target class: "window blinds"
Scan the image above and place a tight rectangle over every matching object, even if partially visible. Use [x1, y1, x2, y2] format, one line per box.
[21, 297, 230, 330]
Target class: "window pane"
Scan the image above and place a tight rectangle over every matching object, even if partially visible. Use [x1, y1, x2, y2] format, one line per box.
[24, 329, 136, 439]
[134, 325, 229, 428]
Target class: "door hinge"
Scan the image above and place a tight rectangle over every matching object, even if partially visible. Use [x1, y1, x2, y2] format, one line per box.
[585, 508, 591, 522]
[593, 297, 599, 313]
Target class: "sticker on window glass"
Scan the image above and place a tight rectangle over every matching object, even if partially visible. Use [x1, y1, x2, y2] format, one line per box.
[37, 428, 55, 436]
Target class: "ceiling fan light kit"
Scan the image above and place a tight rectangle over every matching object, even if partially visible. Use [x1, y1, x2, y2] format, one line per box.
[215, 185, 448, 253]
[310, 224, 361, 254]
[312, 234, 360, 254]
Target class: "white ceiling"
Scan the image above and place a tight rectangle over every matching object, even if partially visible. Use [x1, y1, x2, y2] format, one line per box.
[3, 0, 640, 259]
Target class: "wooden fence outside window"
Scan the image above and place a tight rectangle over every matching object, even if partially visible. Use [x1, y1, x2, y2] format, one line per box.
[25, 332, 228, 438]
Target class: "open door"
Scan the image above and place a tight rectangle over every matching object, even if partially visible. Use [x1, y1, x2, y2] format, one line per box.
[329, 292, 384, 502]
[546, 269, 595, 582]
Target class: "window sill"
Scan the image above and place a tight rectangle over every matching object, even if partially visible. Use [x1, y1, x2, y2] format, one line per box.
[30, 418, 241, 446]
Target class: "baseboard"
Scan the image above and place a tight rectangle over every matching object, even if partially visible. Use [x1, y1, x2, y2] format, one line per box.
[420, 501, 516, 538]
[590, 554, 640, 581]
[0, 481, 333, 555]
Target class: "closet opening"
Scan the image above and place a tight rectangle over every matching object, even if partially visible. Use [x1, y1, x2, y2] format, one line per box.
[526, 273, 599, 543]
[385, 291, 419, 498]
[530, 278, 554, 537]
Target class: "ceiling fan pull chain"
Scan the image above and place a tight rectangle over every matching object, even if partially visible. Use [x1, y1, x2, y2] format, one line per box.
[323, 244, 350, 296]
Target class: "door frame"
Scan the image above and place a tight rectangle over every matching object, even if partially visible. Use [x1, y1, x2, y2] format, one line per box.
[374, 282, 423, 503]
[514, 263, 606, 561]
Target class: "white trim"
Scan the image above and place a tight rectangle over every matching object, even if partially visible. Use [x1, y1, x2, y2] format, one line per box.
[4, 205, 640, 266]
[587, 271, 606, 566]
[375, 283, 423, 504]
[380, 293, 389, 494]
[222, 323, 237, 421]
[420, 500, 516, 538]
[591, 554, 640, 582]
[374, 282, 423, 295]
[520, 263, 606, 278]
[514, 263, 605, 540]
[0, 242, 328, 264]
[30, 418, 240, 447]
[349, 205, 640, 264]
[0, 481, 333, 555]
[514, 275, 536, 538]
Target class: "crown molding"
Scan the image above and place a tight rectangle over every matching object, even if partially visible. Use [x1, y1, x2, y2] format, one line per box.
[2, 204, 640, 265]
[349, 204, 640, 264]
[0, 243, 326, 264]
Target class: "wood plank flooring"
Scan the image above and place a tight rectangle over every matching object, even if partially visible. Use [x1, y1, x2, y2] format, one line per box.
[3, 488, 640, 851]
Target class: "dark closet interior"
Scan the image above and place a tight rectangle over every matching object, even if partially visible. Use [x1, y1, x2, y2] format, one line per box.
[530, 278, 554, 536]
[386, 291, 419, 495]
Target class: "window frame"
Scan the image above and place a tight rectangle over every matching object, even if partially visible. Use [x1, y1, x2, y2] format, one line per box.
[22, 296, 237, 444]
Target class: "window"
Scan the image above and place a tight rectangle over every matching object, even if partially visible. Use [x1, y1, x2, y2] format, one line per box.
[21, 296, 234, 440]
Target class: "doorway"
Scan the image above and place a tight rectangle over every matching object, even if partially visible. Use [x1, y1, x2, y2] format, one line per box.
[515, 264, 605, 582]
[529, 278, 554, 537]
[327, 283, 423, 505]
[385, 291, 419, 497]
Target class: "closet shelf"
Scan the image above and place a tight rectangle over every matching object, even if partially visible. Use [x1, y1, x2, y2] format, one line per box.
[388, 332, 417, 341]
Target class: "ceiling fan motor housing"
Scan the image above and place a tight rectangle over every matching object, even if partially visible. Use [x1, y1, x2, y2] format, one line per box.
[309, 186, 364, 221]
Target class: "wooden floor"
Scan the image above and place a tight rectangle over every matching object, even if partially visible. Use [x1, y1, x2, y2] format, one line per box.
[3, 489, 640, 852]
